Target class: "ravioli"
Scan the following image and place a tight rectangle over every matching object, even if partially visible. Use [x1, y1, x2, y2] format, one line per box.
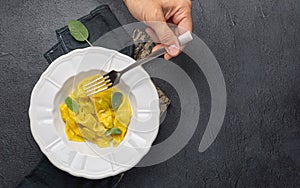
[59, 75, 132, 148]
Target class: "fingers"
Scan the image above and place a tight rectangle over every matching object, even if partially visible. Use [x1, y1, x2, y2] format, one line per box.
[152, 44, 173, 60]
[148, 26, 182, 60]
[146, 24, 181, 58]
[152, 44, 162, 52]
[147, 20, 180, 57]
[164, 53, 172, 60]
[143, 1, 193, 60]
[146, 27, 173, 60]
[181, 1, 193, 33]
[145, 27, 160, 43]
[177, 14, 193, 35]
[170, 1, 193, 34]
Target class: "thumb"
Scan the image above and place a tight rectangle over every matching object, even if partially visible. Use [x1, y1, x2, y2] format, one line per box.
[147, 21, 180, 57]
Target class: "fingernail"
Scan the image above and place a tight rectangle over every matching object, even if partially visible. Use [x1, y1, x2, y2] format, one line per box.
[167, 44, 179, 56]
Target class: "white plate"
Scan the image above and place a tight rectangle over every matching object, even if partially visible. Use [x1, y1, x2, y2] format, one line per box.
[29, 47, 160, 179]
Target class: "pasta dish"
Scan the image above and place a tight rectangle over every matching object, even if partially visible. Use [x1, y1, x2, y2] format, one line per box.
[59, 75, 132, 148]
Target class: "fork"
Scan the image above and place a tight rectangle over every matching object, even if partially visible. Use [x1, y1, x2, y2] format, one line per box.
[84, 31, 193, 96]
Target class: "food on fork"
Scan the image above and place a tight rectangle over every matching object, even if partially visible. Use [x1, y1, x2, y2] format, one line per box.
[59, 74, 132, 147]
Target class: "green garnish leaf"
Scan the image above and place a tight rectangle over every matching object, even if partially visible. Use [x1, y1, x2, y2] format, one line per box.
[106, 128, 122, 136]
[68, 20, 92, 46]
[111, 92, 123, 110]
[65, 96, 79, 113]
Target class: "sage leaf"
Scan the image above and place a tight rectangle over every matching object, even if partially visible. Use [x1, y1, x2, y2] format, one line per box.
[68, 20, 92, 46]
[106, 128, 122, 136]
[111, 92, 123, 110]
[65, 96, 79, 113]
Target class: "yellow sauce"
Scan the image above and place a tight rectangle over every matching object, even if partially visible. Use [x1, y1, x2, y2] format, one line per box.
[59, 75, 132, 147]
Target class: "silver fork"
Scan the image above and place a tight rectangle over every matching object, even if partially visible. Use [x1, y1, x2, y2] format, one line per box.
[84, 31, 193, 96]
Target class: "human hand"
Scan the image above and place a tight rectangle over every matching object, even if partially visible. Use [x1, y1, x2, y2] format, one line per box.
[124, 0, 192, 60]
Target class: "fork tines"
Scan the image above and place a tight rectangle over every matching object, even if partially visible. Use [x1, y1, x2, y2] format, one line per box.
[83, 75, 112, 96]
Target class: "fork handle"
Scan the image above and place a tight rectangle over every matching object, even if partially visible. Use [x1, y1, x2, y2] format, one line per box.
[120, 31, 193, 74]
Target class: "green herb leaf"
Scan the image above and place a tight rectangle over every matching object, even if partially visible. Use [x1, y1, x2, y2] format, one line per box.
[106, 128, 122, 136]
[65, 96, 79, 113]
[111, 92, 123, 110]
[68, 20, 89, 42]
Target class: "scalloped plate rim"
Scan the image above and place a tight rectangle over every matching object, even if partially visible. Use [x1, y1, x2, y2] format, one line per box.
[29, 47, 160, 179]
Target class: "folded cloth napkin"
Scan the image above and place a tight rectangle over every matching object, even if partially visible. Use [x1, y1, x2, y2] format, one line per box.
[19, 5, 170, 188]
[44, 5, 134, 63]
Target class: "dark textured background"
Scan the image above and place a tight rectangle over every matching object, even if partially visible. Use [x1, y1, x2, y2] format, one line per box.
[0, 0, 300, 187]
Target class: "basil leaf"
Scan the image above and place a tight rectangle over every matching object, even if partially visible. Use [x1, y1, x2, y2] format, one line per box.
[111, 92, 123, 110]
[106, 128, 122, 136]
[65, 96, 79, 113]
[68, 20, 89, 42]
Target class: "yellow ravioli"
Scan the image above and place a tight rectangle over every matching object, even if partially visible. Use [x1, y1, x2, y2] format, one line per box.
[60, 104, 69, 122]
[97, 109, 114, 129]
[60, 75, 132, 148]
[65, 123, 84, 142]
[115, 96, 132, 125]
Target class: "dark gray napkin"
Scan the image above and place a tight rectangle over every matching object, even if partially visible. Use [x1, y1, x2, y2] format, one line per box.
[44, 4, 134, 63]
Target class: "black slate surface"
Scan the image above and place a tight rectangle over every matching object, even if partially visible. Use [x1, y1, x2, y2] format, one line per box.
[0, 0, 299, 187]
